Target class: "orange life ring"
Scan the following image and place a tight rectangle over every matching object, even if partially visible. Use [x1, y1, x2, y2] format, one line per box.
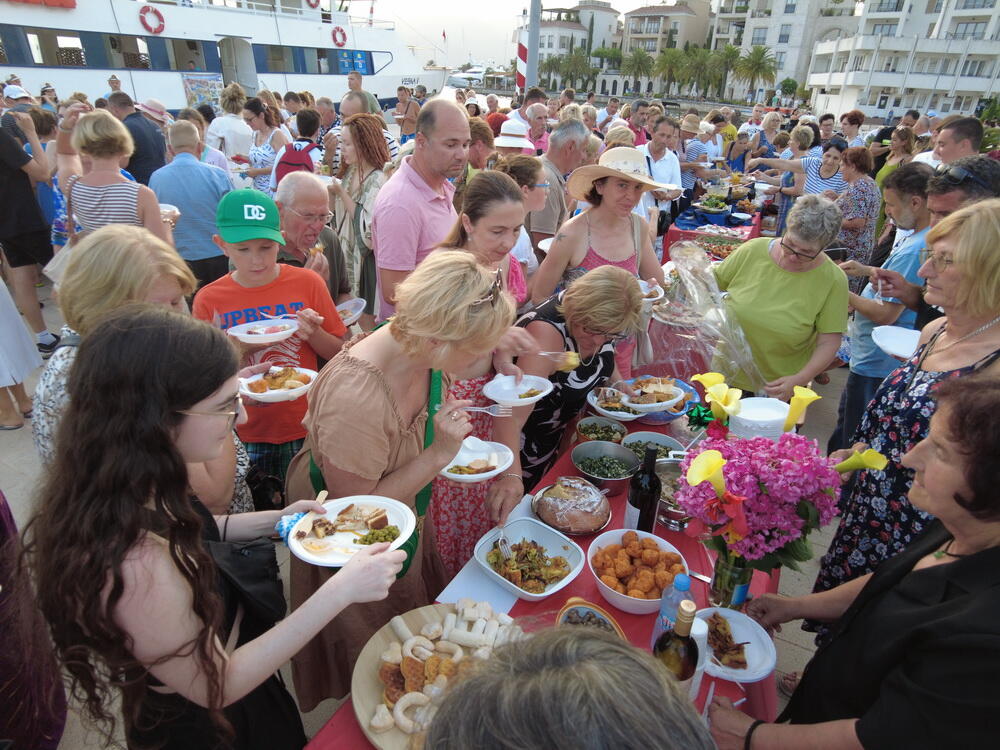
[331, 26, 347, 48]
[139, 5, 164, 35]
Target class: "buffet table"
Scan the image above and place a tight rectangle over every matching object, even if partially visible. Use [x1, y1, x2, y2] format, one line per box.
[664, 212, 762, 260]
[307, 416, 780, 749]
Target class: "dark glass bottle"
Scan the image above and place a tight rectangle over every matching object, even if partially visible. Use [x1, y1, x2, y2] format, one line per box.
[652, 599, 699, 689]
[624, 445, 660, 533]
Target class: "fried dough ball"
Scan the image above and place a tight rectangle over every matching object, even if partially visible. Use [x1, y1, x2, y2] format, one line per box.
[614, 557, 634, 579]
[670, 563, 685, 574]
[621, 531, 639, 547]
[641, 549, 660, 567]
[625, 541, 643, 559]
[600, 574, 621, 590]
[635, 564, 653, 576]
[604, 543, 623, 557]
[655, 570, 674, 591]
[627, 588, 645, 599]
[654, 561, 667, 573]
[615, 582, 627, 594]
[634, 572, 655, 593]
[641, 537, 659, 550]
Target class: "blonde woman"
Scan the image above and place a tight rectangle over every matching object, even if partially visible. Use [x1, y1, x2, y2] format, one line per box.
[32, 226, 257, 515]
[751, 110, 784, 161]
[205, 82, 253, 174]
[285, 251, 515, 708]
[494, 265, 644, 489]
[54, 104, 169, 242]
[604, 126, 636, 149]
[559, 103, 582, 123]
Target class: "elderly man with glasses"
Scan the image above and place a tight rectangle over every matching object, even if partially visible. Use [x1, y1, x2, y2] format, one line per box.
[274, 171, 352, 305]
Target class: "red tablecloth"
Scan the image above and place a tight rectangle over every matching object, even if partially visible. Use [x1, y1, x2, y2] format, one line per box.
[308, 419, 779, 749]
[664, 212, 762, 258]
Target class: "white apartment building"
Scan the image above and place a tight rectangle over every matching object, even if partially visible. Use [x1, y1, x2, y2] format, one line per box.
[807, 1, 1000, 118]
[712, 0, 857, 102]
[515, 2, 621, 64]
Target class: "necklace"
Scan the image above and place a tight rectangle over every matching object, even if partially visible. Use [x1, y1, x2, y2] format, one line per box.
[932, 539, 966, 559]
[934, 314, 1000, 354]
[907, 315, 1000, 390]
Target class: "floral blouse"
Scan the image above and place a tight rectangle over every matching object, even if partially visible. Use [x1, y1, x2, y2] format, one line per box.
[836, 176, 881, 291]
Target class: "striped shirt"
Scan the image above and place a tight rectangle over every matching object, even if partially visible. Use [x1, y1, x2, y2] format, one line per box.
[326, 126, 399, 171]
[682, 139, 708, 191]
[65, 175, 141, 232]
[801, 157, 847, 196]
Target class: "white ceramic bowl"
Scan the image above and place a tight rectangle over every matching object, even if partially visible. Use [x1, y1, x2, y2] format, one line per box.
[587, 528, 689, 615]
[482, 373, 553, 407]
[240, 367, 317, 403]
[621, 431, 686, 462]
[440, 436, 514, 484]
[227, 319, 299, 344]
[586, 388, 642, 422]
[336, 297, 366, 327]
[473, 517, 584, 601]
[287, 495, 417, 567]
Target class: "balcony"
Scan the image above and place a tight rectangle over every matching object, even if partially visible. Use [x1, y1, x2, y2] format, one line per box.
[956, 0, 994, 8]
[719, 4, 749, 13]
[869, 0, 903, 11]
[752, 9, 772, 16]
[947, 31, 986, 39]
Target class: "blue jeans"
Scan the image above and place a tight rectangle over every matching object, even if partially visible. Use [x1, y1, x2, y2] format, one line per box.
[827, 371, 884, 454]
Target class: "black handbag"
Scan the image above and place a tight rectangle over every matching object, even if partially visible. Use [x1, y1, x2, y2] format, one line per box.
[645, 154, 672, 236]
[204, 537, 287, 627]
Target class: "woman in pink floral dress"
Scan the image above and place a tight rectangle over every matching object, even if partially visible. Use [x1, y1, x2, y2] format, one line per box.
[429, 171, 531, 576]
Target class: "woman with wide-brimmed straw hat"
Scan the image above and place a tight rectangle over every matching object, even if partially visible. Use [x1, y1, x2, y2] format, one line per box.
[529, 146, 672, 377]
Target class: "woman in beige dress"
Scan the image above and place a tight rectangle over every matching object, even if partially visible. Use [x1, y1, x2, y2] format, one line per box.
[285, 251, 515, 707]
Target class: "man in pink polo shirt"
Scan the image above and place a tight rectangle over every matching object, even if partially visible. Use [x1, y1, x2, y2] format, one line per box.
[372, 99, 470, 320]
[627, 98, 650, 146]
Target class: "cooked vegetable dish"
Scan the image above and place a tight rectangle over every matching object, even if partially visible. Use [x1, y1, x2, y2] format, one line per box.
[357, 525, 401, 545]
[486, 539, 570, 593]
[579, 422, 625, 442]
[578, 456, 633, 479]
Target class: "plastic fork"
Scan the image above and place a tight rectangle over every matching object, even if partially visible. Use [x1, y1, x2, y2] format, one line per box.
[497, 524, 513, 563]
[460, 404, 513, 417]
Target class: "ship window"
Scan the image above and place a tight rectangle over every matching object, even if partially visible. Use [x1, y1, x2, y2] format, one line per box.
[266, 45, 294, 73]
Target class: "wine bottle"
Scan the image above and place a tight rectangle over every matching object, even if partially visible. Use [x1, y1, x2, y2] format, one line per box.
[649, 573, 694, 650]
[624, 445, 661, 532]
[652, 599, 699, 689]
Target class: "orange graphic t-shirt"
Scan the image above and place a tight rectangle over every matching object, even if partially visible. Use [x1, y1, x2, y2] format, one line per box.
[193, 264, 346, 444]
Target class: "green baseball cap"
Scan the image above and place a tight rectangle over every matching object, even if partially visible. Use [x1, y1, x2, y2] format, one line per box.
[216, 189, 285, 245]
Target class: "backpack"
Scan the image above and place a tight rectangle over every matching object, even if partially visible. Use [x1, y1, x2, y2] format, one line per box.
[274, 140, 319, 185]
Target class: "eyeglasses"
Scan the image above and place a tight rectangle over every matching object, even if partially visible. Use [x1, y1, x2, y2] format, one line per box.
[288, 207, 334, 225]
[583, 326, 629, 344]
[780, 236, 824, 261]
[919, 247, 955, 272]
[471, 267, 504, 307]
[533, 182, 550, 188]
[177, 394, 243, 431]
[933, 163, 992, 193]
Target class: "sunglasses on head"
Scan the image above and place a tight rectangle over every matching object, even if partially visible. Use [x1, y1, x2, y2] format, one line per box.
[934, 163, 992, 192]
[470, 267, 503, 307]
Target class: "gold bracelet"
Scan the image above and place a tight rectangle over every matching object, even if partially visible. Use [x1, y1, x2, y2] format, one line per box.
[499, 472, 523, 483]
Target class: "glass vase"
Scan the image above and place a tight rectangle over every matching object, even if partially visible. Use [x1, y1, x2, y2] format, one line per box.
[709, 555, 753, 608]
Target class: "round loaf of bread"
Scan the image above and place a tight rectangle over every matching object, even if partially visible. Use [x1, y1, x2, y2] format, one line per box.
[534, 477, 611, 534]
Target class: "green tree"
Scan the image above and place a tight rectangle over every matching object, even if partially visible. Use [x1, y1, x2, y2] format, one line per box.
[592, 45, 622, 69]
[587, 15, 595, 54]
[620, 47, 655, 96]
[654, 47, 686, 96]
[540, 55, 563, 87]
[561, 50, 592, 89]
[779, 77, 799, 96]
[682, 46, 714, 98]
[714, 44, 742, 99]
[735, 45, 778, 99]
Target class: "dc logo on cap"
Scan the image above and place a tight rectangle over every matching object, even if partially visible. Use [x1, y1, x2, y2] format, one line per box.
[244, 205, 267, 221]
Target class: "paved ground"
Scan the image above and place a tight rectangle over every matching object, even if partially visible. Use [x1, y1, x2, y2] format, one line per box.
[2, 279, 844, 746]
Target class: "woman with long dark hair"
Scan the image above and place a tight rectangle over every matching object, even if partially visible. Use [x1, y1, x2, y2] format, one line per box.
[27, 305, 404, 749]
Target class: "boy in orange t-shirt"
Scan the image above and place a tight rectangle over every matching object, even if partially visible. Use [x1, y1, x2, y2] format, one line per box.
[193, 189, 345, 480]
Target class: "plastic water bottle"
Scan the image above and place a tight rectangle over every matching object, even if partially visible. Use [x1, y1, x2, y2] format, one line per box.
[649, 573, 694, 650]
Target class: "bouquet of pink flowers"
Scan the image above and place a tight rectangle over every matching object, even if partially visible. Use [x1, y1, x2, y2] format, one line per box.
[676, 431, 841, 572]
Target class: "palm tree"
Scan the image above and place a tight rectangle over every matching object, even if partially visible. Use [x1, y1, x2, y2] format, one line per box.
[714, 44, 742, 99]
[653, 47, 685, 96]
[682, 47, 714, 98]
[560, 50, 592, 89]
[620, 48, 654, 96]
[592, 46, 622, 70]
[735, 46, 778, 100]
[540, 55, 563, 88]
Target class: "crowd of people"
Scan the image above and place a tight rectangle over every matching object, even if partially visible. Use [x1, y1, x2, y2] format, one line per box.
[3, 71, 1000, 750]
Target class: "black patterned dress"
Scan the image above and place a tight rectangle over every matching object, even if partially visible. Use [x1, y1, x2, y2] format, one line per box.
[516, 294, 616, 490]
[808, 327, 1000, 633]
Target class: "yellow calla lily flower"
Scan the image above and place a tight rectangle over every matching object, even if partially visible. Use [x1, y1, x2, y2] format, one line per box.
[691, 372, 727, 390]
[833, 449, 889, 474]
[783, 385, 821, 432]
[705, 383, 743, 421]
[686, 449, 727, 497]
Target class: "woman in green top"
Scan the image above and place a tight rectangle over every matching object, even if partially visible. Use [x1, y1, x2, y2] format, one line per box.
[874, 126, 915, 238]
[713, 195, 849, 401]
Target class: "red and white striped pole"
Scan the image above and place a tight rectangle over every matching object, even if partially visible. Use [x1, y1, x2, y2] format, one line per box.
[516, 32, 527, 94]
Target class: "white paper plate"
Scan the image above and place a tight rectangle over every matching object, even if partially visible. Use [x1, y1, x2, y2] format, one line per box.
[622, 378, 684, 413]
[473, 517, 584, 601]
[336, 297, 366, 327]
[695, 607, 777, 683]
[586, 388, 642, 422]
[482, 373, 553, 407]
[639, 279, 665, 305]
[872, 325, 921, 360]
[537, 237, 555, 254]
[731, 212, 752, 221]
[287, 495, 417, 567]
[240, 367, 317, 403]
[227, 319, 299, 344]
[441, 436, 515, 483]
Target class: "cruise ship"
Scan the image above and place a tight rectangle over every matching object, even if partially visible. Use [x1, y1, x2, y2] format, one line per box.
[0, 0, 449, 110]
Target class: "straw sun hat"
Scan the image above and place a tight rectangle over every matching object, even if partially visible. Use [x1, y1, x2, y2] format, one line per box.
[566, 146, 679, 202]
